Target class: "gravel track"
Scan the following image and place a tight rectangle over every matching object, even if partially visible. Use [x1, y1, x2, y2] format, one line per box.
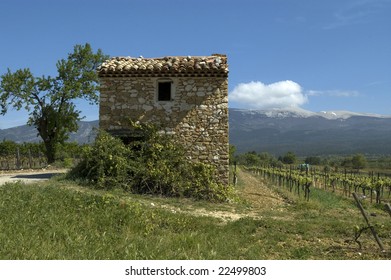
[0, 169, 68, 185]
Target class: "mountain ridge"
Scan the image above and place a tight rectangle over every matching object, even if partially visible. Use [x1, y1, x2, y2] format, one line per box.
[0, 120, 99, 144]
[229, 108, 391, 156]
[232, 107, 391, 120]
[1, 108, 391, 156]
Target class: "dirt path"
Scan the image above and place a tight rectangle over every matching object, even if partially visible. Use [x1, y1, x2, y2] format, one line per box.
[0, 169, 68, 185]
[236, 167, 288, 213]
[154, 167, 288, 222]
[0, 167, 287, 222]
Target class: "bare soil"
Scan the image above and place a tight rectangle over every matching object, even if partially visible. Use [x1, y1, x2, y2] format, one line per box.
[0, 167, 285, 222]
[154, 167, 289, 222]
[237, 167, 288, 212]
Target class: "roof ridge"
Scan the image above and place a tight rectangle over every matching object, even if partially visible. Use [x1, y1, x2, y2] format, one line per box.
[98, 54, 228, 77]
[109, 55, 225, 60]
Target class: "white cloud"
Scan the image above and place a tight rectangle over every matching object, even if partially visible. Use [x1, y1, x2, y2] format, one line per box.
[230, 80, 308, 109]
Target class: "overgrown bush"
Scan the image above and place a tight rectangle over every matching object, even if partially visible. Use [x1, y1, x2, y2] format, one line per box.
[69, 123, 233, 202]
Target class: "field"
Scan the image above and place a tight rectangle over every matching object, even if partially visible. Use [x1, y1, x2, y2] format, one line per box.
[0, 167, 390, 259]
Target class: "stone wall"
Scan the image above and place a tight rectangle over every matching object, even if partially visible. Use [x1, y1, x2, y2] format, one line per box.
[99, 76, 229, 186]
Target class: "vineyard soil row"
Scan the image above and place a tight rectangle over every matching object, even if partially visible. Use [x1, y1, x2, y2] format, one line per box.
[247, 166, 391, 205]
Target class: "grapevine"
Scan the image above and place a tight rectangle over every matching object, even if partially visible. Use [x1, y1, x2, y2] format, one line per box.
[246, 165, 391, 204]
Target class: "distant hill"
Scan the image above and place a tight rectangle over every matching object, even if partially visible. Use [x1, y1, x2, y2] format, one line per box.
[229, 108, 391, 156]
[2, 108, 391, 156]
[0, 120, 99, 144]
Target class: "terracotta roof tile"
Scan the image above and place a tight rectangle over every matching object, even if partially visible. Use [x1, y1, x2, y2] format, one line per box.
[98, 55, 228, 77]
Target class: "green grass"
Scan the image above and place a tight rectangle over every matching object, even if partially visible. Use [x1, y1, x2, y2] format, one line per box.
[0, 180, 259, 259]
[0, 172, 390, 260]
[261, 181, 391, 259]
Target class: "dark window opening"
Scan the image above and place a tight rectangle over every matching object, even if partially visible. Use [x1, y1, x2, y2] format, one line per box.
[158, 82, 171, 101]
[108, 129, 145, 150]
[120, 135, 144, 146]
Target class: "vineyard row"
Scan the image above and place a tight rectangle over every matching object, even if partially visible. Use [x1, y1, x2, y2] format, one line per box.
[246, 166, 391, 204]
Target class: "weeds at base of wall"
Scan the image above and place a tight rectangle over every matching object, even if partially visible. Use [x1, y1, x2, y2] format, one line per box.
[68, 125, 235, 202]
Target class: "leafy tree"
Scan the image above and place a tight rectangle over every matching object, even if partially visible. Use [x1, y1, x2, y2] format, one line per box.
[258, 152, 280, 167]
[0, 43, 108, 163]
[305, 156, 321, 165]
[341, 156, 353, 168]
[281, 151, 297, 164]
[242, 151, 261, 166]
[229, 144, 236, 165]
[0, 140, 18, 156]
[351, 153, 367, 171]
[259, 152, 272, 162]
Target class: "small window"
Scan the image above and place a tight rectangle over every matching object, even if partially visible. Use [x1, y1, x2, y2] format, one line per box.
[158, 81, 172, 101]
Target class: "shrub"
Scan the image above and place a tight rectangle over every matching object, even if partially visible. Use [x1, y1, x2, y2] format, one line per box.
[68, 131, 133, 190]
[69, 123, 233, 202]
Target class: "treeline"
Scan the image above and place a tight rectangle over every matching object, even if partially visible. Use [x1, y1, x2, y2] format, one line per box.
[233, 148, 391, 173]
[0, 141, 45, 157]
[236, 149, 391, 204]
[0, 140, 85, 169]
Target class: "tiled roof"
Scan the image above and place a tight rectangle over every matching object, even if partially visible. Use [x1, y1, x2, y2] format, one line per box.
[98, 54, 228, 77]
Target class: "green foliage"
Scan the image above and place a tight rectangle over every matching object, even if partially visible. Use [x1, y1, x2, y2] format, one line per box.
[69, 124, 233, 202]
[351, 154, 367, 170]
[0, 140, 85, 169]
[235, 151, 280, 167]
[229, 144, 236, 164]
[69, 131, 131, 189]
[0, 140, 18, 156]
[0, 140, 45, 157]
[340, 154, 368, 171]
[281, 151, 297, 164]
[305, 156, 321, 165]
[371, 156, 391, 170]
[0, 43, 108, 163]
[55, 142, 85, 160]
[242, 151, 262, 167]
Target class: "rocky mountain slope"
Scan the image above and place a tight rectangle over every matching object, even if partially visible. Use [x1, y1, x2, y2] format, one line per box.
[0, 120, 98, 144]
[2, 108, 391, 156]
[229, 108, 391, 156]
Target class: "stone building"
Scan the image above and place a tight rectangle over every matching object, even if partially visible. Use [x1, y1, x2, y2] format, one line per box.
[97, 54, 229, 185]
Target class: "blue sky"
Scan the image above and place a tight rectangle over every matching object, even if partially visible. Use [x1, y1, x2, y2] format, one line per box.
[0, 0, 390, 128]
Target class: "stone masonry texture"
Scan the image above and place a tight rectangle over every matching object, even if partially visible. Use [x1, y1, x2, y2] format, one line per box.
[98, 55, 229, 186]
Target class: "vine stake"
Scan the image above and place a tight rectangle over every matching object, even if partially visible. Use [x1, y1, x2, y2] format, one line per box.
[352, 192, 385, 252]
[385, 203, 391, 218]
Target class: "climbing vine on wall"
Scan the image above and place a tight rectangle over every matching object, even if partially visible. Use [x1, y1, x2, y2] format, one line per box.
[69, 122, 235, 202]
